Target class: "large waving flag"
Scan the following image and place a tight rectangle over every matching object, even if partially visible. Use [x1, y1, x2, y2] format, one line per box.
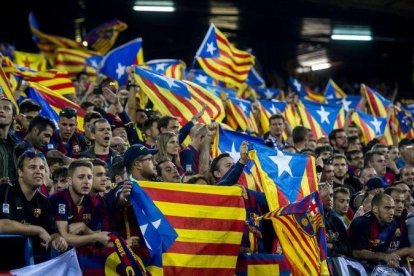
[288, 77, 325, 103]
[28, 12, 85, 61]
[246, 67, 265, 88]
[146, 59, 186, 80]
[255, 87, 282, 100]
[361, 84, 391, 118]
[195, 24, 255, 87]
[392, 109, 414, 139]
[140, 181, 246, 275]
[188, 69, 219, 86]
[0, 61, 17, 108]
[14, 51, 47, 71]
[324, 79, 346, 100]
[54, 48, 98, 80]
[84, 19, 128, 54]
[297, 99, 345, 139]
[134, 67, 224, 125]
[26, 82, 85, 131]
[213, 126, 318, 209]
[226, 97, 258, 133]
[99, 38, 144, 85]
[327, 95, 361, 114]
[351, 110, 392, 144]
[262, 192, 327, 275]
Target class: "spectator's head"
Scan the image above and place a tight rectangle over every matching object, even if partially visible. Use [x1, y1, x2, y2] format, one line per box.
[321, 160, 335, 185]
[190, 124, 211, 150]
[319, 183, 334, 212]
[17, 150, 46, 189]
[365, 177, 388, 195]
[184, 174, 211, 185]
[292, 126, 308, 150]
[83, 111, 102, 140]
[26, 115, 56, 148]
[359, 167, 377, 187]
[384, 187, 404, 217]
[210, 153, 233, 180]
[347, 135, 362, 151]
[0, 98, 16, 128]
[58, 107, 78, 141]
[17, 99, 41, 130]
[76, 71, 89, 84]
[123, 144, 158, 180]
[110, 161, 127, 184]
[110, 137, 128, 155]
[391, 180, 411, 202]
[307, 138, 317, 151]
[143, 117, 159, 143]
[332, 154, 348, 180]
[67, 159, 93, 196]
[400, 166, 414, 189]
[346, 122, 361, 139]
[91, 158, 108, 194]
[282, 145, 297, 153]
[316, 136, 330, 147]
[329, 128, 348, 151]
[51, 166, 69, 192]
[371, 193, 394, 225]
[90, 118, 112, 148]
[135, 108, 148, 128]
[398, 138, 414, 165]
[181, 171, 196, 183]
[80, 101, 95, 113]
[154, 131, 180, 163]
[47, 158, 65, 175]
[333, 187, 351, 215]
[269, 114, 285, 138]
[156, 160, 181, 183]
[372, 143, 389, 160]
[365, 150, 386, 177]
[158, 116, 180, 134]
[315, 145, 333, 160]
[361, 192, 374, 213]
[388, 145, 399, 161]
[346, 149, 364, 170]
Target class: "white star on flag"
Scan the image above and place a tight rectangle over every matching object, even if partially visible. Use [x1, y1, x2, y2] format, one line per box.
[116, 63, 126, 79]
[155, 63, 167, 71]
[341, 97, 352, 112]
[370, 117, 383, 134]
[270, 104, 278, 115]
[239, 102, 247, 113]
[196, 74, 208, 84]
[226, 142, 240, 162]
[155, 74, 179, 88]
[269, 150, 293, 177]
[316, 106, 330, 124]
[90, 60, 98, 68]
[326, 94, 334, 100]
[293, 79, 302, 92]
[264, 89, 274, 99]
[206, 42, 217, 55]
[139, 219, 161, 251]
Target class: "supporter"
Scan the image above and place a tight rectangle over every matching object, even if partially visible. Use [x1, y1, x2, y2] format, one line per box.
[0, 98, 18, 180]
[0, 150, 68, 263]
[365, 150, 387, 183]
[291, 126, 308, 152]
[156, 160, 181, 183]
[320, 184, 350, 257]
[345, 122, 361, 140]
[110, 136, 128, 155]
[281, 144, 297, 153]
[50, 107, 87, 158]
[307, 138, 317, 152]
[349, 193, 412, 270]
[51, 166, 69, 193]
[74, 71, 91, 99]
[142, 117, 159, 149]
[264, 114, 288, 150]
[347, 135, 363, 151]
[110, 160, 127, 185]
[90, 159, 109, 197]
[333, 187, 353, 226]
[50, 160, 110, 247]
[320, 160, 335, 185]
[384, 187, 406, 219]
[329, 128, 348, 154]
[353, 193, 374, 219]
[372, 143, 398, 184]
[14, 99, 41, 140]
[315, 145, 333, 161]
[365, 177, 388, 195]
[316, 136, 330, 147]
[346, 149, 364, 178]
[184, 174, 211, 185]
[154, 131, 183, 174]
[331, 154, 356, 194]
[15, 115, 55, 156]
[83, 111, 103, 147]
[400, 166, 414, 193]
[388, 145, 400, 164]
[397, 138, 414, 168]
[80, 118, 120, 167]
[359, 167, 378, 191]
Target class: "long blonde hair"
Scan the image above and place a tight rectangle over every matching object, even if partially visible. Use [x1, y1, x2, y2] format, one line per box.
[154, 131, 180, 165]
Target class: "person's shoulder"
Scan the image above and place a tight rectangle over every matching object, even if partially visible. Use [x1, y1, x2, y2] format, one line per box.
[49, 189, 70, 202]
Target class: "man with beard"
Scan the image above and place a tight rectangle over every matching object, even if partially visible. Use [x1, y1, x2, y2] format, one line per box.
[50, 160, 110, 247]
[80, 118, 120, 167]
[14, 99, 41, 140]
[333, 187, 353, 226]
[329, 128, 348, 154]
[0, 98, 18, 180]
[365, 150, 388, 183]
[349, 193, 413, 270]
[320, 184, 350, 257]
[346, 149, 364, 178]
[332, 154, 356, 194]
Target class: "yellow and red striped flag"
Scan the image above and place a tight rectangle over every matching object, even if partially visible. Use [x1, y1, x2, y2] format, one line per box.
[226, 97, 258, 133]
[361, 84, 391, 118]
[195, 24, 255, 88]
[140, 181, 246, 275]
[84, 19, 128, 54]
[0, 61, 17, 108]
[351, 110, 392, 145]
[145, 59, 186, 80]
[54, 48, 97, 80]
[14, 51, 47, 71]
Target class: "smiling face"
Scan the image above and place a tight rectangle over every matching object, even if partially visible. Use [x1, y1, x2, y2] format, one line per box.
[18, 157, 45, 189]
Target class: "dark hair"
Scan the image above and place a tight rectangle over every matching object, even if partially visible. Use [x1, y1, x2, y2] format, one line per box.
[347, 135, 360, 144]
[333, 187, 350, 198]
[90, 118, 109, 134]
[68, 159, 93, 177]
[391, 180, 408, 187]
[110, 161, 126, 183]
[328, 128, 346, 143]
[364, 150, 384, 168]
[155, 159, 171, 177]
[17, 150, 45, 170]
[59, 107, 77, 119]
[52, 166, 68, 181]
[185, 174, 211, 184]
[292, 126, 308, 144]
[371, 193, 390, 208]
[80, 101, 95, 110]
[18, 99, 41, 113]
[314, 145, 333, 157]
[158, 116, 178, 132]
[84, 111, 102, 125]
[76, 71, 89, 81]
[346, 149, 362, 161]
[384, 187, 403, 196]
[332, 153, 347, 163]
[143, 117, 159, 132]
[269, 114, 285, 123]
[210, 153, 231, 174]
[27, 115, 56, 134]
[92, 158, 107, 169]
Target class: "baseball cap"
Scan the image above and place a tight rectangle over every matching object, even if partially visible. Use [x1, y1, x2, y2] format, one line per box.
[123, 144, 158, 167]
[365, 177, 388, 191]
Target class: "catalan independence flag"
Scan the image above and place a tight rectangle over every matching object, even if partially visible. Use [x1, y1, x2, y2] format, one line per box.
[195, 24, 255, 87]
[351, 110, 392, 144]
[324, 79, 346, 100]
[236, 253, 292, 276]
[26, 82, 85, 131]
[146, 59, 186, 80]
[361, 84, 391, 118]
[246, 66, 266, 88]
[0, 61, 17, 108]
[262, 192, 328, 275]
[288, 77, 325, 103]
[393, 109, 414, 139]
[134, 67, 224, 126]
[327, 95, 361, 114]
[14, 51, 47, 71]
[140, 181, 246, 276]
[259, 100, 287, 134]
[54, 48, 98, 80]
[84, 19, 128, 54]
[29, 12, 86, 61]
[255, 87, 282, 100]
[226, 97, 258, 133]
[297, 99, 345, 139]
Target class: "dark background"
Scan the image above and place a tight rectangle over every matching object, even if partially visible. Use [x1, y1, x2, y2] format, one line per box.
[2, 0, 414, 99]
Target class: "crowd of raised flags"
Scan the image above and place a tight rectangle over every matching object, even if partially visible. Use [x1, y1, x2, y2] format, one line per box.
[0, 11, 414, 276]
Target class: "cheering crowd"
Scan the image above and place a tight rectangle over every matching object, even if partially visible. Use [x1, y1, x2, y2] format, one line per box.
[1, 60, 414, 274]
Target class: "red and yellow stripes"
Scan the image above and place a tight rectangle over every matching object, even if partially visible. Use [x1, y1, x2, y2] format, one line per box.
[361, 84, 389, 118]
[0, 63, 17, 108]
[140, 181, 246, 276]
[54, 48, 97, 80]
[225, 99, 258, 133]
[197, 25, 254, 87]
[296, 101, 325, 139]
[297, 156, 318, 201]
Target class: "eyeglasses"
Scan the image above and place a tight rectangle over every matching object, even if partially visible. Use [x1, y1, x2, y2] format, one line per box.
[59, 108, 77, 118]
[21, 149, 45, 159]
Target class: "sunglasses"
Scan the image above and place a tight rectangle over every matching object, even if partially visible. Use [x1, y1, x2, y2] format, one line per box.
[59, 108, 77, 117]
[21, 149, 45, 159]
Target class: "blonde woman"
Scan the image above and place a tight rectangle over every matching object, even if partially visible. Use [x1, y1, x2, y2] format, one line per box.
[154, 131, 184, 175]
